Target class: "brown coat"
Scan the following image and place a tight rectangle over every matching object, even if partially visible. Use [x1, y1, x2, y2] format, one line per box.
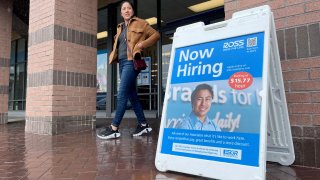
[108, 17, 160, 64]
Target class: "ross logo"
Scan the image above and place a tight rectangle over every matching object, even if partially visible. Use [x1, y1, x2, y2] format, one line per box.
[223, 149, 241, 159]
[223, 40, 244, 49]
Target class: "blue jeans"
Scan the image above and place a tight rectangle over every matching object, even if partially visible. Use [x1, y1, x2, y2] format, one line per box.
[112, 58, 146, 127]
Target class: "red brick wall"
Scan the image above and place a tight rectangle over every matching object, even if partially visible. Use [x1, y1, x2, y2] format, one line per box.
[26, 0, 97, 135]
[0, 0, 12, 124]
[225, 0, 320, 168]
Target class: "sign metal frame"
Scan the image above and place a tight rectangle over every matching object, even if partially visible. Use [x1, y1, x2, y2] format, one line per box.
[155, 5, 294, 180]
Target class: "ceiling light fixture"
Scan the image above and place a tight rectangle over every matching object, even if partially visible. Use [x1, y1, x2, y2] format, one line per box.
[188, 0, 224, 13]
[97, 31, 108, 39]
[145, 17, 163, 25]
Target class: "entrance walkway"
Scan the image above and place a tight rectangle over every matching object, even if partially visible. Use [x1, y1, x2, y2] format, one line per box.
[0, 119, 319, 180]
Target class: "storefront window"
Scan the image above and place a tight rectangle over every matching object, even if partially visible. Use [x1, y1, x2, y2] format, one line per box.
[161, 0, 201, 25]
[161, 43, 172, 90]
[9, 38, 27, 110]
[15, 63, 26, 100]
[96, 7, 108, 110]
[10, 41, 16, 65]
[136, 0, 159, 110]
[17, 39, 26, 63]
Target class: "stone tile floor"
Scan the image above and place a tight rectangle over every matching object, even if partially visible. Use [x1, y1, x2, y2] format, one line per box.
[0, 119, 320, 180]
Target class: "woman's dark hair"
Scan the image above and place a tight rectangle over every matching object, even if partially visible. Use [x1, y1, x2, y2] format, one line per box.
[120, 1, 135, 11]
[191, 83, 214, 105]
[120, 1, 135, 18]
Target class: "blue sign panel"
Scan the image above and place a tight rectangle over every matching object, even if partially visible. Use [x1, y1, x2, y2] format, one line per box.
[171, 33, 263, 84]
[161, 32, 264, 167]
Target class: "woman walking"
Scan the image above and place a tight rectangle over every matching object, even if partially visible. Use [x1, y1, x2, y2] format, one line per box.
[97, 1, 160, 139]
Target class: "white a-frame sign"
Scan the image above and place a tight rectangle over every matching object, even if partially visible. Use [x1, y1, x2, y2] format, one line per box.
[155, 5, 294, 180]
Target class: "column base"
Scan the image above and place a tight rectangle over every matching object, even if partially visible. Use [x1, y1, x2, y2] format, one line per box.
[0, 113, 8, 124]
[25, 115, 96, 135]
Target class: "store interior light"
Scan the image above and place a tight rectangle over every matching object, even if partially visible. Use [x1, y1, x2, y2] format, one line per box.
[188, 0, 224, 13]
[145, 17, 162, 25]
[97, 31, 108, 39]
[162, 52, 171, 57]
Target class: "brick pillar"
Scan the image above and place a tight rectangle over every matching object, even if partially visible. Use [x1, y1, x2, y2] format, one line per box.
[225, 0, 320, 168]
[0, 0, 12, 124]
[26, 0, 97, 135]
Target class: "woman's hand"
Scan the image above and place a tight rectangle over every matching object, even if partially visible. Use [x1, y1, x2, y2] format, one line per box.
[137, 42, 144, 50]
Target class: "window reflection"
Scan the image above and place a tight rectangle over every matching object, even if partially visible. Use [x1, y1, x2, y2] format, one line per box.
[9, 38, 27, 110]
[17, 39, 26, 63]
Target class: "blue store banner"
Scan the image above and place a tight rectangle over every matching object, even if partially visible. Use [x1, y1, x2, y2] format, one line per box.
[161, 32, 265, 167]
